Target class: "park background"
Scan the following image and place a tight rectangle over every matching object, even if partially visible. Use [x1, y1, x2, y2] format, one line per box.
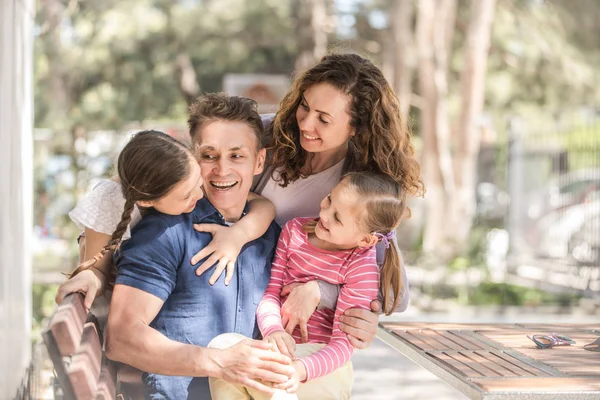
[1, 0, 599, 398]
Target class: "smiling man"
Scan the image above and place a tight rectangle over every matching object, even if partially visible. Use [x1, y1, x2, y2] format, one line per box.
[105, 94, 294, 399]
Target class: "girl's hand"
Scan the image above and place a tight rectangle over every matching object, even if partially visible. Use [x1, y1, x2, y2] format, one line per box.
[280, 281, 320, 343]
[274, 360, 306, 394]
[265, 331, 297, 360]
[339, 300, 381, 349]
[55, 269, 105, 311]
[191, 224, 245, 285]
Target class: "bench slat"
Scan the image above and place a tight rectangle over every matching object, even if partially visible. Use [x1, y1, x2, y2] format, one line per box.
[67, 321, 103, 399]
[96, 361, 117, 400]
[49, 293, 88, 357]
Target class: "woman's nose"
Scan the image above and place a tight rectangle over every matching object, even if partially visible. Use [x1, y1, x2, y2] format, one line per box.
[298, 113, 315, 132]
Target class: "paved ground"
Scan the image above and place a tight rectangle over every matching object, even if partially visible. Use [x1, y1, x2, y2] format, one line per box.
[352, 338, 467, 400]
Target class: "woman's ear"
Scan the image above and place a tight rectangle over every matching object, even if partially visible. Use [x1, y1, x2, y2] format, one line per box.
[358, 233, 378, 248]
[136, 200, 154, 208]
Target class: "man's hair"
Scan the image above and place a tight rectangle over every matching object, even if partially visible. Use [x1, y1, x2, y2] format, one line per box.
[187, 93, 264, 151]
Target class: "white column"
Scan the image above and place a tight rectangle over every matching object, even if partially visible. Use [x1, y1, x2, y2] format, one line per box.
[0, 0, 35, 397]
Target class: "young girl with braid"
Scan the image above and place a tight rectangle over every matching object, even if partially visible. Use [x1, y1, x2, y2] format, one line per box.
[208, 171, 409, 400]
[64, 130, 205, 304]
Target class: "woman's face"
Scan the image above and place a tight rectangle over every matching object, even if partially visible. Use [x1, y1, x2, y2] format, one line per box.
[295, 82, 354, 158]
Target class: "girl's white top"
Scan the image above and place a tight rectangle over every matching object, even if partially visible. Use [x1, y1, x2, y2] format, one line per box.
[69, 179, 142, 240]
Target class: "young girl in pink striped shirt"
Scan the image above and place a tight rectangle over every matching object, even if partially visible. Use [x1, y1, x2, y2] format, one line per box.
[209, 171, 409, 400]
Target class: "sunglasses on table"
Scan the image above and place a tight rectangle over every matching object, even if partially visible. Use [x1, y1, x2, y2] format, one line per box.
[527, 333, 576, 349]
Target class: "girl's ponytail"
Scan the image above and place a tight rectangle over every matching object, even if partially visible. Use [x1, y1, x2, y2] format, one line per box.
[380, 238, 404, 315]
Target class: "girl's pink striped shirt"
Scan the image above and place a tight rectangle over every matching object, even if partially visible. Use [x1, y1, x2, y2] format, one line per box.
[256, 217, 380, 381]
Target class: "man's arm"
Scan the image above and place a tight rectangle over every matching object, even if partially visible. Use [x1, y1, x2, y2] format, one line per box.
[106, 284, 216, 376]
[106, 284, 294, 391]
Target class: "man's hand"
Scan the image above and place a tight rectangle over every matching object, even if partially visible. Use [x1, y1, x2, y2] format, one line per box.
[264, 331, 297, 360]
[274, 360, 306, 394]
[280, 281, 320, 343]
[215, 339, 295, 394]
[339, 300, 381, 349]
[192, 224, 245, 285]
[55, 269, 104, 311]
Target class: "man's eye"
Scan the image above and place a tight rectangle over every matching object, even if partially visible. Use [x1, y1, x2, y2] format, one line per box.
[202, 154, 215, 160]
[231, 154, 244, 159]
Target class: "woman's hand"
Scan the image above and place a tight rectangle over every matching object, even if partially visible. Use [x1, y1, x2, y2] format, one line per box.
[264, 331, 297, 360]
[191, 224, 246, 285]
[339, 300, 381, 349]
[280, 281, 320, 343]
[215, 338, 294, 395]
[55, 269, 105, 311]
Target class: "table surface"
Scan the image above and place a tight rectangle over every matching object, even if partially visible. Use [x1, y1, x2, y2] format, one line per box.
[378, 322, 600, 400]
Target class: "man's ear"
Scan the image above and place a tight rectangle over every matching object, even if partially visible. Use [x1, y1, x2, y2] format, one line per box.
[254, 148, 267, 175]
[358, 233, 378, 248]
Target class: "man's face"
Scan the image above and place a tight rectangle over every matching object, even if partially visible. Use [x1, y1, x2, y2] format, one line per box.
[194, 120, 265, 221]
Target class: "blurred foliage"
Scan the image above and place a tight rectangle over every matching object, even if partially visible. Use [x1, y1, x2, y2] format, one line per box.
[468, 282, 582, 307]
[31, 284, 60, 343]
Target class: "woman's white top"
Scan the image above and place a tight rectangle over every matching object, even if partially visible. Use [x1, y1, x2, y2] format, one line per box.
[260, 158, 345, 227]
[69, 179, 142, 240]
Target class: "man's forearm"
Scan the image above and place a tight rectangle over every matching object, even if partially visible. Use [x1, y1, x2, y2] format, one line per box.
[106, 320, 222, 378]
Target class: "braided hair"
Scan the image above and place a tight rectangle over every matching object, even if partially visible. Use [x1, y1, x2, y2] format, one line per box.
[69, 130, 194, 285]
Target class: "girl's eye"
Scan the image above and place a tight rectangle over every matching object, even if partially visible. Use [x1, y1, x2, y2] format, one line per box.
[301, 102, 309, 110]
[327, 194, 331, 202]
[319, 116, 329, 124]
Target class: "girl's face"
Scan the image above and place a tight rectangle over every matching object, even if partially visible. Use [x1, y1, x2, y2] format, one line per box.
[143, 156, 204, 215]
[295, 82, 354, 159]
[314, 183, 376, 250]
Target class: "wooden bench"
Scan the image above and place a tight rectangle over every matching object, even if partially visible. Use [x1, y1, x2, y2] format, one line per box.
[43, 293, 117, 400]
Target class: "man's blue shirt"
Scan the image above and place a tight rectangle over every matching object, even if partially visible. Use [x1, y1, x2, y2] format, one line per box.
[115, 197, 280, 399]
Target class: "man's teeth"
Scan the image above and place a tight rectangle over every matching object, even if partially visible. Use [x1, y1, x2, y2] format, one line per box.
[303, 133, 320, 140]
[210, 181, 237, 189]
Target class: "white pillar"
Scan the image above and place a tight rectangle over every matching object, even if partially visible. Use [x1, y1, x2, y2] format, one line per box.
[0, 0, 35, 397]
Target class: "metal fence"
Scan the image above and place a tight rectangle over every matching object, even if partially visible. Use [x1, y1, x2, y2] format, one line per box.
[502, 112, 600, 295]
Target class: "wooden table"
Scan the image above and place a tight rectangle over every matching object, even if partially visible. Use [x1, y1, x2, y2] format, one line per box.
[378, 322, 600, 400]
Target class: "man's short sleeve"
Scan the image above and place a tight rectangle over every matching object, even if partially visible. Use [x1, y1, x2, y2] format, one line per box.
[115, 214, 184, 301]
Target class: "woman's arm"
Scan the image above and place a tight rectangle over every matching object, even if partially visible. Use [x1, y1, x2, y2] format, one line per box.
[191, 192, 275, 284]
[55, 227, 113, 310]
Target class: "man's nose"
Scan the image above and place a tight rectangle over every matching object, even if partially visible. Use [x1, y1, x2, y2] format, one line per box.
[213, 158, 230, 176]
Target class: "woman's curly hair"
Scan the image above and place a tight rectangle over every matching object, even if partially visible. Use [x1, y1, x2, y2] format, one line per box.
[267, 53, 424, 198]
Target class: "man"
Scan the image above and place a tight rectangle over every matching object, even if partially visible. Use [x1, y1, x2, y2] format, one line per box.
[106, 93, 295, 399]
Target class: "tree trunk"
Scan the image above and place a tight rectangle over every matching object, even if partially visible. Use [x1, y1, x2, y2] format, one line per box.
[392, 0, 416, 123]
[417, 0, 457, 261]
[293, 0, 329, 70]
[449, 0, 496, 248]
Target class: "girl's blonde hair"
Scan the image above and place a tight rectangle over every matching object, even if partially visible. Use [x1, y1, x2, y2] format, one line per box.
[304, 171, 409, 315]
[69, 130, 194, 286]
